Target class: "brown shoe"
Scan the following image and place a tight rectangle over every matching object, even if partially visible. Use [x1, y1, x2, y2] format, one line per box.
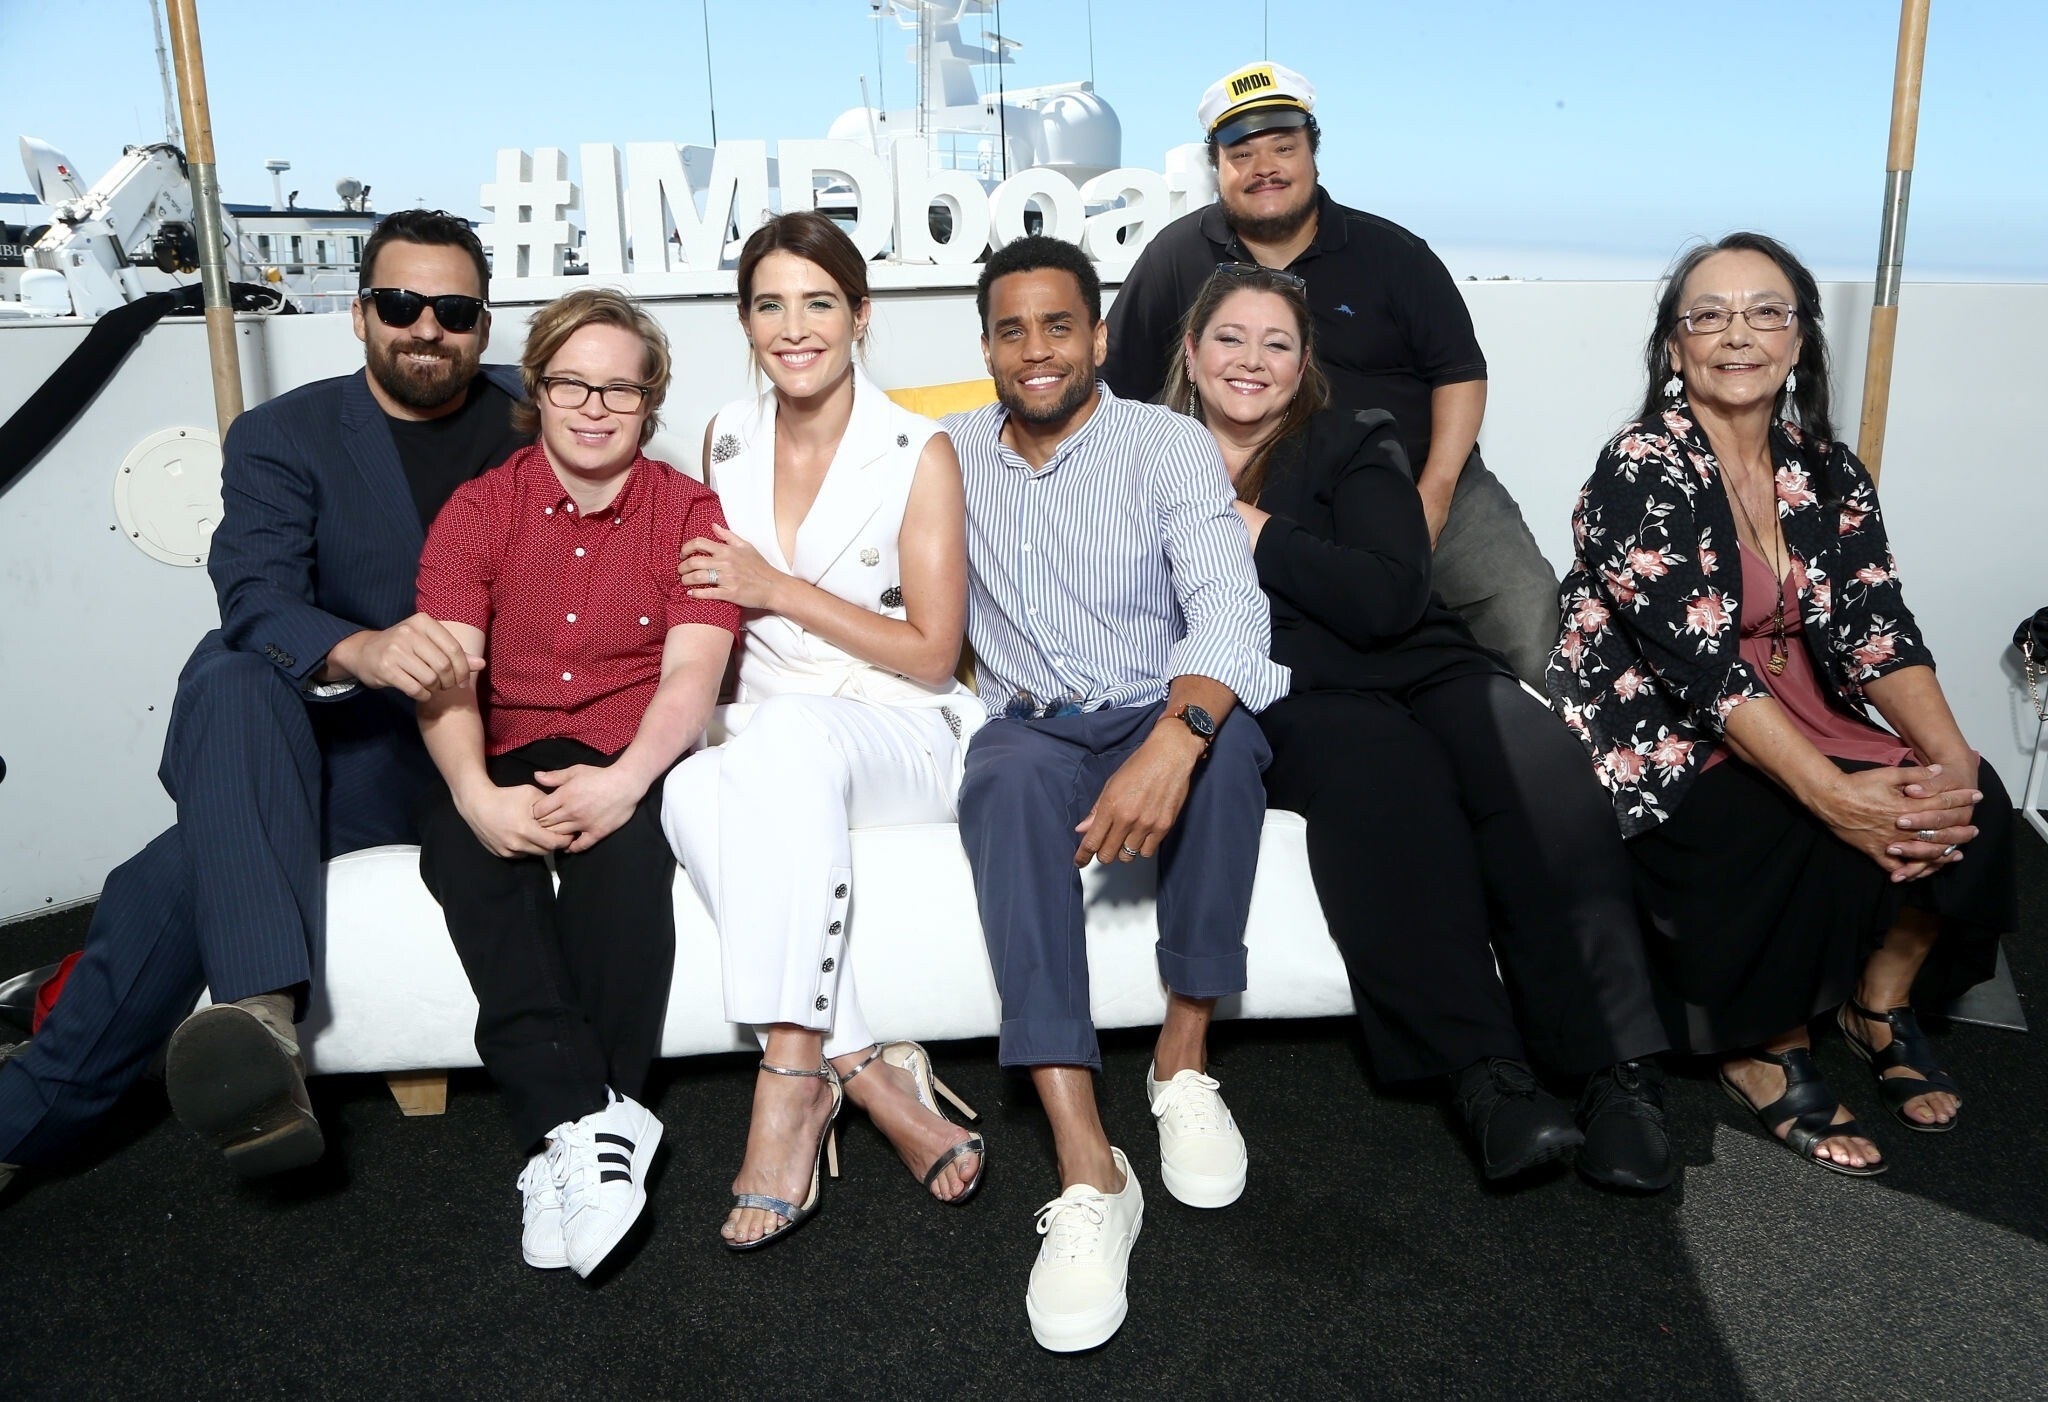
[166, 998, 324, 1177]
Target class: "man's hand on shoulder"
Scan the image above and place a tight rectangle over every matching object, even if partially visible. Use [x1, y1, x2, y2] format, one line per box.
[320, 612, 484, 700]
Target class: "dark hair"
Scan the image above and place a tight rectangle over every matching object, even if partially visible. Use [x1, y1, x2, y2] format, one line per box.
[976, 235, 1101, 331]
[512, 287, 672, 446]
[1161, 267, 1331, 503]
[735, 211, 871, 315]
[1638, 231, 1834, 443]
[1205, 115, 1321, 169]
[359, 209, 490, 299]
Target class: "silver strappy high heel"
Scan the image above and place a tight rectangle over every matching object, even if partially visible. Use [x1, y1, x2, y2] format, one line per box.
[841, 1041, 987, 1204]
[724, 1059, 842, 1252]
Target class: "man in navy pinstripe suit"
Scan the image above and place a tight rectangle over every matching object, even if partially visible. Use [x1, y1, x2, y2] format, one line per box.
[0, 211, 527, 1195]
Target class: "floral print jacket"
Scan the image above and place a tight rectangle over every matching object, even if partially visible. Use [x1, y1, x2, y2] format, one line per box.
[1546, 404, 1932, 837]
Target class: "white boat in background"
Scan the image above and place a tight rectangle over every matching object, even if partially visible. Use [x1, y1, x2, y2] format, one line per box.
[0, 1, 2042, 924]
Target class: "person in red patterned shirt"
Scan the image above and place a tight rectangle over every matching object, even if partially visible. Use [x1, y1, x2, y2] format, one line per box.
[413, 288, 739, 1278]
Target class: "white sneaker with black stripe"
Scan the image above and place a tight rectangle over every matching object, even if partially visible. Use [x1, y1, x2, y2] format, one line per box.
[516, 1149, 568, 1269]
[552, 1089, 662, 1277]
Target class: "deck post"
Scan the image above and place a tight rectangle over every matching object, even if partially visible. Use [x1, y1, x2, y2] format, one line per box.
[1855, 0, 1931, 484]
[163, 0, 245, 439]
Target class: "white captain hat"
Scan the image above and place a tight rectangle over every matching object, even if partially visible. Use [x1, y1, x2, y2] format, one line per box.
[1198, 61, 1317, 146]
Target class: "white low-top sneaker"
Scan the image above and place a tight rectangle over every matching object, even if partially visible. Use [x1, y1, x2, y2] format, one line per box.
[1026, 1146, 1143, 1353]
[1146, 1063, 1248, 1208]
[516, 1148, 568, 1270]
[555, 1089, 663, 1278]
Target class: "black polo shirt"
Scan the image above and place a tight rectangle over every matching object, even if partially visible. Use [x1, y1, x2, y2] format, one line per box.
[1102, 186, 1486, 470]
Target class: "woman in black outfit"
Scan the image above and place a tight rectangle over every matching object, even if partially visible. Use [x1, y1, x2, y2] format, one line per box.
[1162, 265, 1671, 1189]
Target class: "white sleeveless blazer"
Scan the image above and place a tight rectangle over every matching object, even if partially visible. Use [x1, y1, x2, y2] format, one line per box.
[704, 369, 980, 734]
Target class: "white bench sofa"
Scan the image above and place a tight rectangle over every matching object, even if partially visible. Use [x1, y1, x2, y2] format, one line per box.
[294, 811, 1352, 1114]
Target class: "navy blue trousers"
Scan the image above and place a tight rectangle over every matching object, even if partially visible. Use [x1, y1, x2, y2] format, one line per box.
[957, 702, 1270, 1070]
[0, 633, 431, 1166]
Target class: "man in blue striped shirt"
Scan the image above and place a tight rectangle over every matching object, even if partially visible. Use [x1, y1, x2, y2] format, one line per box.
[948, 236, 1289, 1353]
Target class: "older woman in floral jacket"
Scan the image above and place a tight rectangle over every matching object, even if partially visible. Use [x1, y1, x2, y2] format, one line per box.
[1549, 233, 2013, 1178]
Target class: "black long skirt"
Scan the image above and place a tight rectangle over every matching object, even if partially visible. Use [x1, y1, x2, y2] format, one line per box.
[1626, 756, 2015, 1055]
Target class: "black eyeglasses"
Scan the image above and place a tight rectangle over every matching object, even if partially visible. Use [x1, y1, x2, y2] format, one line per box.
[1680, 303, 1796, 335]
[539, 377, 652, 414]
[359, 287, 488, 333]
[1215, 262, 1307, 290]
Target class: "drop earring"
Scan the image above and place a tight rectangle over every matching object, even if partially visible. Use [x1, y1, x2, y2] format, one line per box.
[1663, 372, 1684, 402]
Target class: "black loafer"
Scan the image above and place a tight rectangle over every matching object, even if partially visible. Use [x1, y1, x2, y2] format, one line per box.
[1575, 1060, 1676, 1192]
[1452, 1057, 1584, 1180]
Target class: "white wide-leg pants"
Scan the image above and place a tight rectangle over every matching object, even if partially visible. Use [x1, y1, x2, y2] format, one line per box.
[661, 693, 965, 1059]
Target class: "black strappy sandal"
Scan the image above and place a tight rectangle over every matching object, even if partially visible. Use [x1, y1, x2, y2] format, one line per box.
[724, 1060, 842, 1252]
[1719, 1046, 1887, 1177]
[1837, 998, 1963, 1134]
[840, 1041, 987, 1204]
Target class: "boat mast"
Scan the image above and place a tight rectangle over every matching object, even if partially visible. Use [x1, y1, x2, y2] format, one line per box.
[1856, 0, 1931, 484]
[162, 0, 244, 437]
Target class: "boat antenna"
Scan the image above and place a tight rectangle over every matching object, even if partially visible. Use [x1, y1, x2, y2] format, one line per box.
[700, 0, 720, 145]
[1856, 0, 1930, 484]
[995, 0, 1007, 178]
[1264, 0, 1270, 58]
[874, 6, 887, 112]
[148, 0, 184, 146]
[1086, 0, 1095, 87]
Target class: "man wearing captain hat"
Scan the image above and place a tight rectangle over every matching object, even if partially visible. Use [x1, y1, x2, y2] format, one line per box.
[1103, 60, 1562, 692]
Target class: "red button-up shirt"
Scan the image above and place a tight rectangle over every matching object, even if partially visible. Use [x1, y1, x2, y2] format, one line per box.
[417, 443, 741, 756]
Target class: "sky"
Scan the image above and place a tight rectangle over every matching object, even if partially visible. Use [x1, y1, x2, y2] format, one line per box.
[3, 0, 2043, 281]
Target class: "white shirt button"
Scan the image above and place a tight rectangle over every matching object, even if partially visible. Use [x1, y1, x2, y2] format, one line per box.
[639, 616, 650, 626]
[565, 503, 576, 513]
[562, 671, 573, 681]
[544, 507, 554, 516]
[1020, 542, 1031, 552]
[574, 547, 585, 557]
[565, 613, 577, 623]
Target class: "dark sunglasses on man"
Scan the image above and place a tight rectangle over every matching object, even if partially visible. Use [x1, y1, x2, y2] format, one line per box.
[358, 287, 488, 334]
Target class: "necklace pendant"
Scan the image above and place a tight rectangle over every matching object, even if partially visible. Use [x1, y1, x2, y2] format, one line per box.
[1766, 651, 1787, 676]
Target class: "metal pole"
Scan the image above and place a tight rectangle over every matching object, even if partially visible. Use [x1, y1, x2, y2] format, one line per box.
[163, 0, 243, 437]
[1857, 0, 1931, 484]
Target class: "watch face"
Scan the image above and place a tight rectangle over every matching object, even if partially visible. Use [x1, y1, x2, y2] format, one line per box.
[1182, 704, 1217, 738]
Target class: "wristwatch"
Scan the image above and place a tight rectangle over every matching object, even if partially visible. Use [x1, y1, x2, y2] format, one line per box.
[1164, 702, 1217, 755]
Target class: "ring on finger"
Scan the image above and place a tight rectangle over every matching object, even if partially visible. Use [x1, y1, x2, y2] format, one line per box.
[1915, 828, 1937, 841]
[1940, 843, 1958, 857]
[708, 567, 720, 586]
[1119, 843, 1141, 859]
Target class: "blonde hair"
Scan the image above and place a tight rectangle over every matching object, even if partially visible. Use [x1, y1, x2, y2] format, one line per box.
[513, 287, 672, 446]
[1160, 268, 1330, 504]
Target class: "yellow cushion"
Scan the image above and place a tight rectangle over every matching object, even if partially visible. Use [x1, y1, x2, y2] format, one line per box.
[884, 378, 998, 419]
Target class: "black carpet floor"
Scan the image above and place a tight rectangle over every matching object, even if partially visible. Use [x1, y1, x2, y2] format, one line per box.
[4, 833, 2045, 1399]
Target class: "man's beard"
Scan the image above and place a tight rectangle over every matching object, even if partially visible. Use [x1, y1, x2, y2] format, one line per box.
[1224, 182, 1317, 246]
[997, 366, 1094, 428]
[368, 337, 479, 412]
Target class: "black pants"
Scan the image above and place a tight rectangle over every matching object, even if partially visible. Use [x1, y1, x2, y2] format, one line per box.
[1260, 673, 1668, 1082]
[416, 737, 678, 1149]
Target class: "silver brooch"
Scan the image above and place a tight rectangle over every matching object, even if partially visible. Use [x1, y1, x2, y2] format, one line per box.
[896, 432, 910, 448]
[859, 547, 880, 567]
[880, 585, 904, 609]
[710, 433, 742, 464]
[940, 705, 962, 739]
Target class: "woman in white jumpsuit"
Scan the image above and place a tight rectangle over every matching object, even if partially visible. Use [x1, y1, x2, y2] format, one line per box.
[662, 212, 985, 1250]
